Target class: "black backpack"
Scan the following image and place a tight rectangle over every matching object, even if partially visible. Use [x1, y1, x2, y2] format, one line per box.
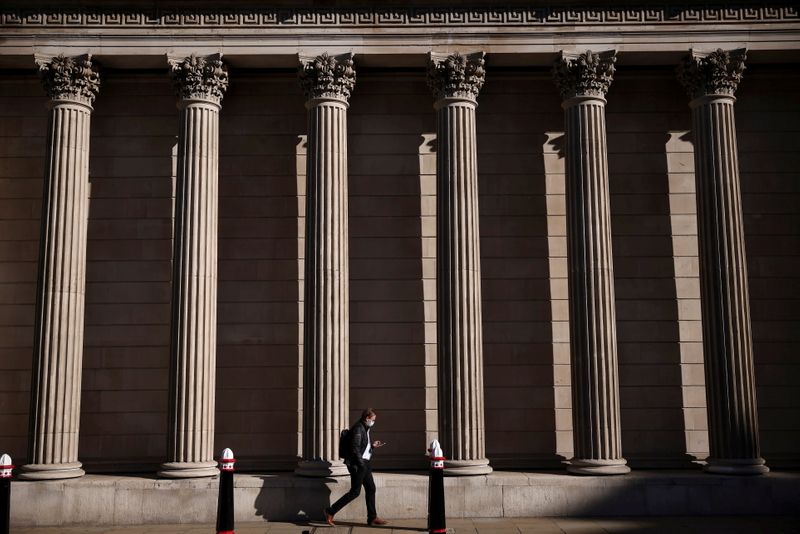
[338, 428, 351, 459]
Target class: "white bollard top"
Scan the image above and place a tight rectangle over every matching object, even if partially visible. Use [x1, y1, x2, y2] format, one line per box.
[428, 440, 443, 458]
[1, 453, 13, 478]
[428, 440, 445, 470]
[219, 448, 235, 471]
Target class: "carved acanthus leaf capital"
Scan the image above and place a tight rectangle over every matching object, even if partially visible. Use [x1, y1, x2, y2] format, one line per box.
[677, 48, 746, 100]
[36, 54, 100, 105]
[168, 54, 229, 104]
[427, 52, 486, 102]
[552, 50, 616, 101]
[298, 52, 356, 103]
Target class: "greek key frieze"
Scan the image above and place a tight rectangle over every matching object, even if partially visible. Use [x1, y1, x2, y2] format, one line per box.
[1, 5, 797, 27]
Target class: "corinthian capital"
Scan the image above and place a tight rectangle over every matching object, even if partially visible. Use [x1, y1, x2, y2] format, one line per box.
[36, 54, 100, 106]
[553, 50, 616, 101]
[168, 54, 229, 105]
[677, 48, 746, 100]
[427, 52, 486, 102]
[298, 52, 356, 103]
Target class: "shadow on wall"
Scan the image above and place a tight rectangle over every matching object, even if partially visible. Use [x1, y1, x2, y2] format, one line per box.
[479, 73, 561, 469]
[346, 72, 431, 470]
[215, 72, 306, 471]
[606, 69, 699, 469]
[737, 66, 800, 469]
[81, 70, 176, 473]
[253, 474, 332, 522]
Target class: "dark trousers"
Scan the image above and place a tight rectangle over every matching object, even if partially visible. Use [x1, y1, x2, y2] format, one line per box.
[327, 460, 377, 521]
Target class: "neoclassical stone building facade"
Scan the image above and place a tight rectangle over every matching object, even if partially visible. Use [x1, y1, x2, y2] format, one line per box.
[1, 2, 798, 484]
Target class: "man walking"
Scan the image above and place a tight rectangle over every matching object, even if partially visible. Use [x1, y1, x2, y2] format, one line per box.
[324, 408, 388, 526]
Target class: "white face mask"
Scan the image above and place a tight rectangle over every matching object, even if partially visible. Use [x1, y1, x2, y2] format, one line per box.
[365, 419, 375, 427]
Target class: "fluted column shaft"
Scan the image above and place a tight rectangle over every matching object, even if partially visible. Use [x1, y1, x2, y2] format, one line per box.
[678, 48, 767, 475]
[296, 53, 355, 478]
[428, 52, 491, 476]
[554, 50, 629, 475]
[160, 55, 228, 478]
[20, 55, 99, 481]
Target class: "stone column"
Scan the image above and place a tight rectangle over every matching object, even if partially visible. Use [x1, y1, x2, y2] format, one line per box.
[19, 55, 100, 481]
[427, 52, 492, 476]
[553, 50, 629, 475]
[677, 49, 768, 475]
[295, 53, 355, 478]
[158, 54, 228, 479]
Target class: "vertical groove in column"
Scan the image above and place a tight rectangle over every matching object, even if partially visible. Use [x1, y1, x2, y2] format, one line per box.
[563, 98, 628, 475]
[690, 95, 766, 474]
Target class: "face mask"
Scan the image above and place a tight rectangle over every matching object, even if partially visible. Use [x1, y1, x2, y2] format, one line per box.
[365, 419, 375, 427]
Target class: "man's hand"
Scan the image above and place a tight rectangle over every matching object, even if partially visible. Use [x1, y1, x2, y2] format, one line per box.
[372, 440, 386, 448]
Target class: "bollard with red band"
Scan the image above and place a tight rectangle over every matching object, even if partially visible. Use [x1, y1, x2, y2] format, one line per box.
[216, 448, 235, 534]
[1, 454, 13, 534]
[427, 440, 446, 534]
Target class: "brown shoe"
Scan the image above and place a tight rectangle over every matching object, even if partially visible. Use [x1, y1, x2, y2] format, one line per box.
[324, 508, 335, 526]
[368, 517, 389, 526]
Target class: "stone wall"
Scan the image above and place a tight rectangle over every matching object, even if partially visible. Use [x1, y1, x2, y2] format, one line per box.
[0, 67, 797, 470]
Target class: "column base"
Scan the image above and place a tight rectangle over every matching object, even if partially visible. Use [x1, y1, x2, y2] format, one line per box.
[704, 457, 769, 475]
[295, 459, 350, 478]
[567, 458, 631, 476]
[444, 458, 493, 476]
[18, 462, 85, 480]
[158, 461, 218, 478]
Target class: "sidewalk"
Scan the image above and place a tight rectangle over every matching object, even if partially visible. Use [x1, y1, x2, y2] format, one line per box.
[11, 516, 800, 533]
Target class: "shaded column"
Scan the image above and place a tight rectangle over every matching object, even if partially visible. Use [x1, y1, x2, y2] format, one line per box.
[158, 54, 228, 478]
[427, 52, 491, 476]
[19, 55, 100, 481]
[296, 53, 355, 478]
[553, 50, 630, 475]
[677, 48, 768, 475]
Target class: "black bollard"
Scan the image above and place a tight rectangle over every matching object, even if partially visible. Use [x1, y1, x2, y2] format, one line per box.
[427, 440, 446, 534]
[1, 454, 12, 534]
[216, 448, 235, 534]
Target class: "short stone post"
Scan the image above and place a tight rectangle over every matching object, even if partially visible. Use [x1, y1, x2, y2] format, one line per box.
[427, 440, 446, 534]
[216, 448, 235, 534]
[1, 454, 12, 534]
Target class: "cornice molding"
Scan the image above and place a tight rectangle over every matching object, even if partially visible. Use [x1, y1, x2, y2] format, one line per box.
[1, 5, 797, 28]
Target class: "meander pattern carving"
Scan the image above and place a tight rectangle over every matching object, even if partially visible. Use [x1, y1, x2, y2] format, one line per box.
[1, 5, 797, 27]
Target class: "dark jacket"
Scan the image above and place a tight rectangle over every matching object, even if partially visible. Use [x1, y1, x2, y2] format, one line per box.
[346, 420, 371, 466]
